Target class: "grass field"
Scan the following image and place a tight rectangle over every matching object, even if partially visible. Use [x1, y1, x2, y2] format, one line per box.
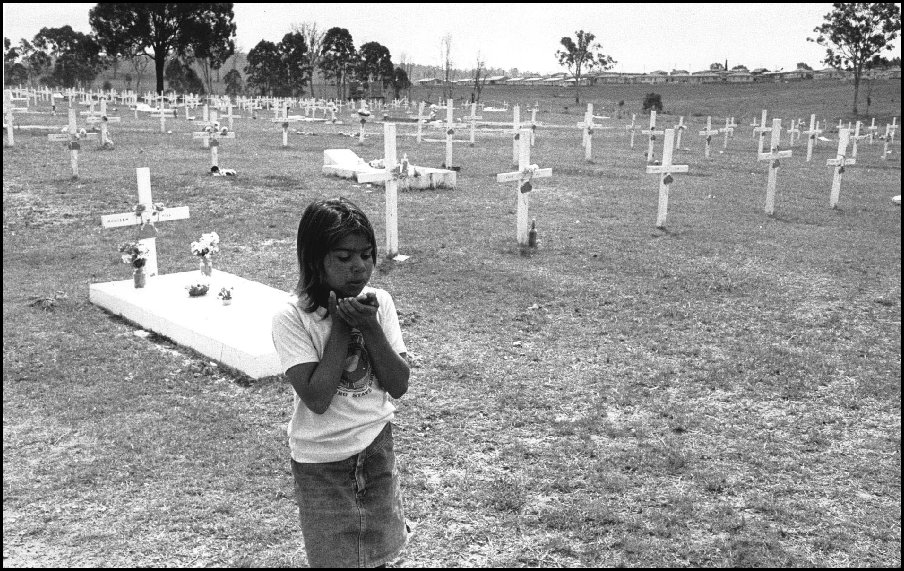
[3, 79, 901, 567]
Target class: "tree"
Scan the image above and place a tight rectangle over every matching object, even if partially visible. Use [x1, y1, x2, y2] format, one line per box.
[278, 31, 310, 97]
[391, 66, 411, 100]
[165, 57, 205, 94]
[245, 40, 284, 96]
[357, 41, 393, 98]
[295, 22, 326, 98]
[731, 64, 749, 71]
[89, 3, 237, 94]
[223, 68, 243, 97]
[709, 62, 725, 71]
[33, 26, 105, 88]
[808, 3, 901, 114]
[556, 30, 616, 104]
[472, 51, 489, 104]
[187, 7, 236, 95]
[440, 34, 454, 101]
[319, 27, 355, 100]
[796, 62, 813, 70]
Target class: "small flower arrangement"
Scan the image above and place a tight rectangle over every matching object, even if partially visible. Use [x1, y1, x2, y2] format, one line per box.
[119, 242, 150, 268]
[217, 286, 233, 301]
[191, 232, 220, 258]
[186, 281, 210, 297]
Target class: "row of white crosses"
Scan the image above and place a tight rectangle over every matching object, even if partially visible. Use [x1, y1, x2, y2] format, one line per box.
[101, 168, 190, 278]
[4, 89, 29, 146]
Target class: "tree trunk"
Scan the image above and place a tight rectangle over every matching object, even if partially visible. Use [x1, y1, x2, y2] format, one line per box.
[155, 55, 166, 95]
[852, 71, 860, 115]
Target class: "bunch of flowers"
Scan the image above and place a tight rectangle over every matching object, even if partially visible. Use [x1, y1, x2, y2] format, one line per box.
[119, 242, 150, 268]
[191, 232, 220, 258]
[186, 281, 210, 297]
[217, 286, 234, 301]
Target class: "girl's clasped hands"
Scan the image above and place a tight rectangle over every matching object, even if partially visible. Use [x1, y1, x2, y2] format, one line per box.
[329, 290, 379, 331]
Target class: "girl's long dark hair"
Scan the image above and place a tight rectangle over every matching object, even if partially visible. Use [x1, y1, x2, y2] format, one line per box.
[294, 198, 377, 313]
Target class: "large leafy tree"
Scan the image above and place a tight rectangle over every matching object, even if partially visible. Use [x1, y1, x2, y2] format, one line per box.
[807, 3, 901, 114]
[186, 6, 236, 95]
[245, 40, 284, 96]
[89, 3, 236, 94]
[319, 27, 355, 100]
[33, 26, 106, 88]
[279, 31, 311, 97]
[357, 41, 393, 98]
[556, 30, 616, 104]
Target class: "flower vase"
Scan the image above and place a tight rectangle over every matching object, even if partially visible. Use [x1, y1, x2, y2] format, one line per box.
[200, 256, 213, 277]
[133, 267, 147, 288]
[222, 299, 232, 306]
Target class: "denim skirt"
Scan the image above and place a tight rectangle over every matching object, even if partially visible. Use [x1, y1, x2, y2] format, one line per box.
[291, 422, 408, 568]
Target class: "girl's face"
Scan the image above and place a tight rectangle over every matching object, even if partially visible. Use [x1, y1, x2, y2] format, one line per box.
[323, 233, 374, 297]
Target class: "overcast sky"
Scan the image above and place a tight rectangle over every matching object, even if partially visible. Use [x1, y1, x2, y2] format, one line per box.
[3, 3, 900, 74]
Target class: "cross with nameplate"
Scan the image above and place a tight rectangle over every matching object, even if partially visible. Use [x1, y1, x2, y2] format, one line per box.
[787, 118, 801, 146]
[46, 108, 98, 178]
[802, 114, 822, 162]
[642, 110, 664, 164]
[100, 167, 190, 278]
[758, 118, 793, 215]
[827, 128, 855, 209]
[192, 112, 235, 170]
[496, 128, 553, 246]
[698, 116, 719, 159]
[646, 128, 689, 229]
[193, 109, 222, 148]
[356, 123, 403, 259]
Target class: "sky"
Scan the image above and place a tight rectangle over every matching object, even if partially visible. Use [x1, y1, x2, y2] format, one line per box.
[3, 3, 901, 75]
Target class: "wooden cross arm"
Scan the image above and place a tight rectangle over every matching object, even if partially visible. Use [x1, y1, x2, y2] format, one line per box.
[641, 129, 665, 135]
[718, 127, 734, 134]
[496, 168, 553, 183]
[356, 170, 395, 184]
[101, 206, 190, 228]
[646, 165, 689, 174]
[753, 126, 773, 134]
[758, 150, 793, 160]
[47, 133, 72, 141]
[87, 116, 122, 123]
[826, 157, 856, 166]
[698, 129, 719, 136]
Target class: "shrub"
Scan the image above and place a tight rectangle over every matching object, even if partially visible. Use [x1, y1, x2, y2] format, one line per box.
[642, 93, 663, 113]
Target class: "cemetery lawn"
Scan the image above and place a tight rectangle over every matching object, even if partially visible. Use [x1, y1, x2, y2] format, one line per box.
[3, 80, 901, 567]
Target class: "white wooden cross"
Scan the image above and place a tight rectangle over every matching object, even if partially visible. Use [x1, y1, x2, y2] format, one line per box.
[467, 102, 482, 147]
[881, 123, 892, 160]
[150, 102, 172, 134]
[511, 104, 522, 165]
[758, 118, 793, 216]
[719, 117, 734, 150]
[356, 123, 403, 259]
[356, 100, 371, 145]
[787, 118, 801, 146]
[576, 105, 607, 162]
[646, 128, 689, 229]
[100, 167, 190, 278]
[443, 99, 456, 169]
[193, 109, 223, 149]
[674, 116, 687, 150]
[221, 104, 240, 130]
[827, 128, 855, 209]
[496, 128, 553, 246]
[753, 110, 771, 155]
[271, 103, 302, 147]
[698, 116, 719, 159]
[4, 89, 23, 147]
[864, 118, 877, 144]
[850, 120, 868, 159]
[802, 114, 822, 162]
[46, 108, 98, 179]
[889, 117, 898, 144]
[86, 99, 121, 147]
[192, 115, 235, 170]
[415, 101, 428, 143]
[625, 114, 639, 149]
[641, 110, 664, 164]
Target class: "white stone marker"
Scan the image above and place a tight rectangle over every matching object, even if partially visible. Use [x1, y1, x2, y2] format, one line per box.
[758, 118, 793, 216]
[827, 128, 856, 209]
[646, 128, 689, 229]
[642, 110, 664, 164]
[802, 114, 822, 162]
[698, 116, 719, 158]
[356, 123, 403, 259]
[496, 128, 553, 246]
[101, 168, 190, 278]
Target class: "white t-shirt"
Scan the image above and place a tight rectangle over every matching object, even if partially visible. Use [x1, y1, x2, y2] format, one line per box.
[271, 286, 407, 463]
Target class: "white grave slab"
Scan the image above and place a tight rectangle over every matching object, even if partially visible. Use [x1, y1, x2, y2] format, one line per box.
[89, 270, 286, 379]
[322, 149, 456, 189]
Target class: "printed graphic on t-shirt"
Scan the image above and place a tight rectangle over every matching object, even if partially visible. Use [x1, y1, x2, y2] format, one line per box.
[337, 330, 374, 397]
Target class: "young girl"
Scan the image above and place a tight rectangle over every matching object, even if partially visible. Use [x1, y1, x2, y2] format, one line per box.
[271, 197, 410, 568]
